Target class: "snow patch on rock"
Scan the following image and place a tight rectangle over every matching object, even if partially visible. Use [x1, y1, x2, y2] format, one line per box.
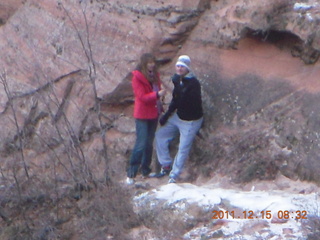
[134, 183, 320, 239]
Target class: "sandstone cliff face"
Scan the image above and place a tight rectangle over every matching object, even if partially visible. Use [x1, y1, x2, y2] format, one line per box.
[0, 0, 320, 239]
[0, 0, 25, 25]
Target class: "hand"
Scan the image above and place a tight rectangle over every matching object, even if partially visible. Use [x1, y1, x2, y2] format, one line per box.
[172, 74, 180, 82]
[158, 89, 166, 97]
[159, 113, 169, 126]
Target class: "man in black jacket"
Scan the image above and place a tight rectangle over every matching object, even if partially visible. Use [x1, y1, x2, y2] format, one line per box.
[155, 55, 203, 183]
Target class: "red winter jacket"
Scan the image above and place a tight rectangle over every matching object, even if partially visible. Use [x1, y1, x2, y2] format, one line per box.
[132, 70, 161, 119]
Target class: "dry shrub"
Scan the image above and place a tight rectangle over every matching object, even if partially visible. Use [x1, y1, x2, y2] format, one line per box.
[0, 177, 138, 240]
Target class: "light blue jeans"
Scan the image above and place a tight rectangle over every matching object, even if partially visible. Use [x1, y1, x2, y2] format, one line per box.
[155, 112, 203, 179]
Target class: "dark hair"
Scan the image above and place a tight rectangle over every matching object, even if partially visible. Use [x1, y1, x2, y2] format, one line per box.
[136, 53, 159, 83]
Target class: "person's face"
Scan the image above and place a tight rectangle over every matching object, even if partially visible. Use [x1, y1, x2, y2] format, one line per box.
[147, 61, 155, 71]
[175, 65, 189, 76]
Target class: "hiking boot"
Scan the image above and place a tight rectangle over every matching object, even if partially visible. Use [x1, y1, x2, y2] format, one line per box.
[158, 166, 171, 177]
[142, 173, 156, 179]
[161, 165, 171, 174]
[126, 177, 135, 185]
[168, 178, 176, 184]
[148, 166, 171, 178]
[141, 168, 152, 178]
[148, 172, 159, 178]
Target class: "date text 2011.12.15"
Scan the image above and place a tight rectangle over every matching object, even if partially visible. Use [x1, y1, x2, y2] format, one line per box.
[212, 210, 308, 220]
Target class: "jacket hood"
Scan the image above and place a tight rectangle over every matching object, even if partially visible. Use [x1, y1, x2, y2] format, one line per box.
[132, 70, 149, 84]
[184, 71, 196, 79]
[132, 70, 144, 78]
[132, 70, 161, 88]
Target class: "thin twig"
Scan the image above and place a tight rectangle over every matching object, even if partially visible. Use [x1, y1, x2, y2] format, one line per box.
[0, 72, 29, 179]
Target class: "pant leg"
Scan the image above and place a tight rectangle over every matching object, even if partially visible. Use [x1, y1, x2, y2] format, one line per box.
[155, 114, 179, 167]
[140, 119, 158, 175]
[127, 119, 148, 178]
[170, 116, 203, 179]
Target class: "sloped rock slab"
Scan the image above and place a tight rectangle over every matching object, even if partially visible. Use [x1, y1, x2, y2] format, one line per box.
[133, 183, 320, 239]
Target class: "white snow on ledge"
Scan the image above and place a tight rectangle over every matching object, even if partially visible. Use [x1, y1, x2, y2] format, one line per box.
[294, 3, 314, 11]
[134, 183, 320, 239]
[153, 183, 320, 216]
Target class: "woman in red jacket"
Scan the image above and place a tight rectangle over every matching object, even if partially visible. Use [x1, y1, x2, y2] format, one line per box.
[126, 53, 166, 185]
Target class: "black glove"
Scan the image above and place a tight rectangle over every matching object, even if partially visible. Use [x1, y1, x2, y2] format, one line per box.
[172, 73, 180, 82]
[159, 113, 170, 126]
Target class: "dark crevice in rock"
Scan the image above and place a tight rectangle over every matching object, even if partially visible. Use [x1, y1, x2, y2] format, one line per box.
[245, 28, 320, 64]
[101, 73, 134, 106]
[0, 1, 26, 26]
[53, 80, 75, 123]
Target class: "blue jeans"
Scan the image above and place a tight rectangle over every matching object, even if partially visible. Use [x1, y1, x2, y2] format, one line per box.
[155, 112, 203, 179]
[127, 119, 158, 178]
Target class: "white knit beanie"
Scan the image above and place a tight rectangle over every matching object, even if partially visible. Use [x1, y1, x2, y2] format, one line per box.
[175, 55, 191, 71]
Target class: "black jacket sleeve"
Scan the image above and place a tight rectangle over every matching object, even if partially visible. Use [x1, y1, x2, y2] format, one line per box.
[166, 74, 180, 115]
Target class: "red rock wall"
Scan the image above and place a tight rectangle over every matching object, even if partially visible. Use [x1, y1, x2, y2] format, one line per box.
[0, 0, 320, 186]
